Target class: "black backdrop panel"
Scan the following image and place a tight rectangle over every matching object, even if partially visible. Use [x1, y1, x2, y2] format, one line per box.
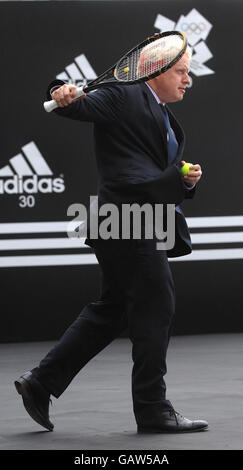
[1, 1, 243, 342]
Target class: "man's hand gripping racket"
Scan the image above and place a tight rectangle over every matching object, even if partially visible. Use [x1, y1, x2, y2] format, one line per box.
[43, 30, 187, 113]
[44, 85, 86, 112]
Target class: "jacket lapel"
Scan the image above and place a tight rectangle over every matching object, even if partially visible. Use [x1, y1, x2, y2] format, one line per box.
[141, 83, 168, 167]
[166, 106, 186, 165]
[141, 83, 185, 167]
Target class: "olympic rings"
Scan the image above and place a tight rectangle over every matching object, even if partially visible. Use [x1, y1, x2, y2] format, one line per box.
[181, 22, 206, 35]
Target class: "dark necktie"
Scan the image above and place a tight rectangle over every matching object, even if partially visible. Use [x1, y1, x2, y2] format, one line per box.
[159, 104, 181, 214]
[159, 104, 178, 165]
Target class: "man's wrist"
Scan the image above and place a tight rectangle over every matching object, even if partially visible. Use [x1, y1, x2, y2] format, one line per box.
[50, 85, 61, 97]
[184, 181, 195, 189]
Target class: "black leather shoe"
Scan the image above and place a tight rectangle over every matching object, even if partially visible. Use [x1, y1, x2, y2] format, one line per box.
[15, 371, 54, 431]
[137, 410, 208, 434]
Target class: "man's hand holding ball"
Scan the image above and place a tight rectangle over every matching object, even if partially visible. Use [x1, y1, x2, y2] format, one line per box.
[181, 160, 202, 186]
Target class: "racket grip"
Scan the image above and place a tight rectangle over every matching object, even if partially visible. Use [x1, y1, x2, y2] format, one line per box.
[43, 86, 86, 113]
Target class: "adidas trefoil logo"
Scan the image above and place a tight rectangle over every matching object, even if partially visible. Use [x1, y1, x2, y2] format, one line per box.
[0, 141, 65, 194]
[56, 53, 97, 87]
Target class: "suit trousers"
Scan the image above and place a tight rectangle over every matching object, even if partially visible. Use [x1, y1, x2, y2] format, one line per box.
[32, 237, 176, 424]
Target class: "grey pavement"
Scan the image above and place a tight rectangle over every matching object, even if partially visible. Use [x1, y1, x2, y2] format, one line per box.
[0, 334, 243, 450]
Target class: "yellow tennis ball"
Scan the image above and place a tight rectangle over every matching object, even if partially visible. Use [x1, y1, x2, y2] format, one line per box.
[124, 67, 130, 72]
[181, 163, 194, 176]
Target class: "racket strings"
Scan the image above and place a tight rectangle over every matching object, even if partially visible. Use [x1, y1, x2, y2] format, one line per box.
[116, 34, 185, 82]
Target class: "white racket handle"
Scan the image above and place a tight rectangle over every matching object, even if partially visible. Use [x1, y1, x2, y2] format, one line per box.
[43, 86, 86, 112]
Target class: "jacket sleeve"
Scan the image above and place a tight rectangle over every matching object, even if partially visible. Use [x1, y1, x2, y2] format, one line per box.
[46, 80, 125, 123]
[184, 183, 196, 199]
[103, 164, 186, 206]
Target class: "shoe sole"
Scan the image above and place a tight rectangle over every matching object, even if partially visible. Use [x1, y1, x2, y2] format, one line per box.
[137, 425, 208, 434]
[15, 377, 54, 432]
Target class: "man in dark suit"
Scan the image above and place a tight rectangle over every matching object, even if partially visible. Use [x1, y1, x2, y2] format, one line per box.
[15, 47, 208, 433]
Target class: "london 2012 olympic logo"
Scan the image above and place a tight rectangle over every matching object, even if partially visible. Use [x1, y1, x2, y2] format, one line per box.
[180, 22, 207, 35]
[154, 8, 214, 79]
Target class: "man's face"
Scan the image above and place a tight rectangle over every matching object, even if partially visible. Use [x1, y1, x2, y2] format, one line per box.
[148, 54, 191, 103]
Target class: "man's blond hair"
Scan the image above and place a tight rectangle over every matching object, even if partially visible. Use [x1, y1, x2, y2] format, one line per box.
[138, 35, 191, 77]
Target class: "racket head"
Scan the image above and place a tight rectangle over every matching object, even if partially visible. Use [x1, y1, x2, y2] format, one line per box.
[114, 31, 188, 83]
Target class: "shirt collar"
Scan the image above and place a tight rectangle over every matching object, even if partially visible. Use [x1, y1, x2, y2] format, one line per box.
[145, 82, 165, 106]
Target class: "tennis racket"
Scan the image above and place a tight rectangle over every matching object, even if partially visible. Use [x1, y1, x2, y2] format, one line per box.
[43, 30, 187, 113]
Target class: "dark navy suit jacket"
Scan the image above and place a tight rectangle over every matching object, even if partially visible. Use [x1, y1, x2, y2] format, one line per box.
[47, 80, 195, 257]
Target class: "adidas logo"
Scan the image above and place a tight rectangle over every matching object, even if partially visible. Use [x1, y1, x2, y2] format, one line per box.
[56, 53, 97, 87]
[0, 141, 65, 194]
